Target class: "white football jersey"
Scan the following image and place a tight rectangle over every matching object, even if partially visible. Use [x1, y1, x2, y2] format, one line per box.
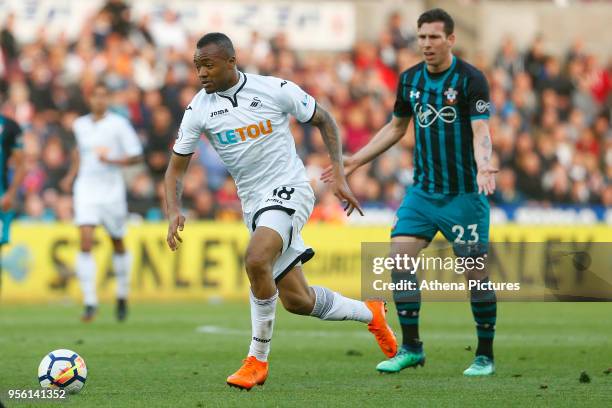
[73, 112, 143, 204]
[173, 72, 316, 212]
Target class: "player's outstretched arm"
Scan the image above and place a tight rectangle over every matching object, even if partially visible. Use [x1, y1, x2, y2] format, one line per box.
[164, 152, 191, 250]
[351, 115, 411, 169]
[321, 115, 410, 182]
[471, 119, 498, 195]
[310, 105, 363, 216]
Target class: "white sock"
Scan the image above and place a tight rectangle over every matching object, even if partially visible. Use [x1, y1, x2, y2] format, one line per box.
[113, 252, 131, 299]
[76, 252, 97, 306]
[247, 290, 278, 362]
[310, 286, 372, 323]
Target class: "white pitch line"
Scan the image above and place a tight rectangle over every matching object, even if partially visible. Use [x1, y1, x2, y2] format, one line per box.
[195, 325, 610, 343]
[196, 325, 371, 338]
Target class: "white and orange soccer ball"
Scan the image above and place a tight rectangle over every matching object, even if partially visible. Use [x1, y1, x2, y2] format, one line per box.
[38, 349, 87, 394]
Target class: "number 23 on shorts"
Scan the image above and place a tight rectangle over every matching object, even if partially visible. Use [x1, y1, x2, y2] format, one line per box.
[452, 224, 479, 244]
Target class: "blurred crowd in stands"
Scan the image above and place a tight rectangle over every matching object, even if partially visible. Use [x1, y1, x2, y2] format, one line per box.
[0, 1, 610, 223]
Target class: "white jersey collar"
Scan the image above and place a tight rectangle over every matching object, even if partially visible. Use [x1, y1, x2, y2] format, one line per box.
[216, 71, 247, 107]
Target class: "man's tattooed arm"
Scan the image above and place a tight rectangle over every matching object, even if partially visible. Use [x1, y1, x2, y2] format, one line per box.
[164, 153, 191, 217]
[310, 105, 343, 166]
[472, 119, 493, 170]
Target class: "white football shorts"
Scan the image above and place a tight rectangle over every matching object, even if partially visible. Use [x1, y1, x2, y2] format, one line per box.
[243, 183, 315, 281]
[74, 199, 128, 239]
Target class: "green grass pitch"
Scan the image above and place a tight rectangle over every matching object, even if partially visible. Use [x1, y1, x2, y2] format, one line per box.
[1, 302, 610, 407]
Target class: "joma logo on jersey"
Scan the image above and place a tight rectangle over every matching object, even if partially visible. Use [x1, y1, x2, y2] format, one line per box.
[214, 120, 273, 145]
[210, 108, 229, 118]
[265, 197, 283, 204]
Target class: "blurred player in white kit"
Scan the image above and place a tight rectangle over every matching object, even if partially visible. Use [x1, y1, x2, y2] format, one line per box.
[64, 83, 143, 322]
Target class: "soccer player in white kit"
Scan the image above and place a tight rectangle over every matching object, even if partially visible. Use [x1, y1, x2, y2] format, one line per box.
[165, 33, 398, 390]
[64, 83, 143, 322]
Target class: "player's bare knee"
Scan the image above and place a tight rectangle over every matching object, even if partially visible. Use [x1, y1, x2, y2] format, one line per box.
[79, 227, 95, 252]
[464, 266, 489, 281]
[112, 238, 125, 253]
[245, 251, 273, 278]
[245, 252, 271, 273]
[389, 240, 428, 263]
[80, 238, 93, 252]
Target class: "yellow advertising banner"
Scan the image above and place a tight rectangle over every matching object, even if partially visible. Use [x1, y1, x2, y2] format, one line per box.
[1, 223, 610, 303]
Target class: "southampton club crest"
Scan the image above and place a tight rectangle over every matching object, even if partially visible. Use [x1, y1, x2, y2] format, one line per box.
[444, 87, 458, 105]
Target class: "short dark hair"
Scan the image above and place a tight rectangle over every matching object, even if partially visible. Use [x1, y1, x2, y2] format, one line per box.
[196, 32, 235, 57]
[417, 8, 454, 36]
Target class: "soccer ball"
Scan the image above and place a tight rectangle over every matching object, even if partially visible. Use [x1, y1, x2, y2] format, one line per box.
[38, 349, 87, 394]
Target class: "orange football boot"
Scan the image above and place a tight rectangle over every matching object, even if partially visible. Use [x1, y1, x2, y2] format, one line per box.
[365, 300, 398, 358]
[226, 356, 268, 390]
